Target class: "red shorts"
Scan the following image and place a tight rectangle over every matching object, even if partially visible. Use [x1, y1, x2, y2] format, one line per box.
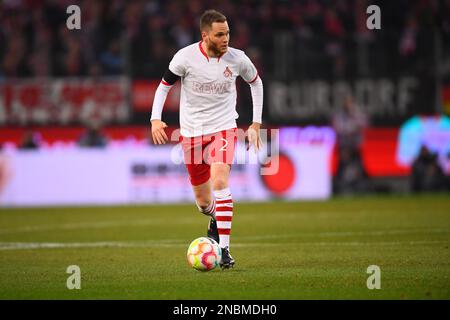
[181, 128, 237, 186]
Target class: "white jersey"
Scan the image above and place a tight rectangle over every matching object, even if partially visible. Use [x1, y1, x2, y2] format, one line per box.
[167, 41, 259, 137]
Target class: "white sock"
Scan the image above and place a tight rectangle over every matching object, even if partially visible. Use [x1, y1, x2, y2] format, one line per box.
[213, 187, 233, 249]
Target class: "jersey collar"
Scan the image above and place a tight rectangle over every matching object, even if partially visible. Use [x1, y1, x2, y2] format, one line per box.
[199, 41, 209, 62]
[198, 41, 226, 62]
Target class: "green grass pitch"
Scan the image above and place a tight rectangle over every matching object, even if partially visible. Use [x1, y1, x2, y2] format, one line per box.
[0, 194, 449, 299]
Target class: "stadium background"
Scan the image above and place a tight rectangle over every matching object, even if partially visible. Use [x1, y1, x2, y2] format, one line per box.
[1, 0, 450, 194]
[0, 0, 449, 300]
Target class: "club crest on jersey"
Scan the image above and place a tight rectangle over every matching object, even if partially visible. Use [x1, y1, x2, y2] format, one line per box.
[223, 66, 232, 78]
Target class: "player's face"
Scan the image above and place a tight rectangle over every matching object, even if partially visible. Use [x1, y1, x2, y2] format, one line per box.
[204, 21, 229, 56]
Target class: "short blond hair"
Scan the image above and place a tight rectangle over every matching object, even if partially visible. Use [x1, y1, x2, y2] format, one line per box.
[200, 9, 227, 32]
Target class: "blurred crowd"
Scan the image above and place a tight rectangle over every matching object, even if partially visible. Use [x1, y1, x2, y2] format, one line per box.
[411, 145, 449, 192]
[1, 0, 449, 80]
[1, 0, 448, 196]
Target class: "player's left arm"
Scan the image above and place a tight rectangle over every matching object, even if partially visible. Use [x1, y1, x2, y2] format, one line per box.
[240, 53, 263, 152]
[247, 77, 263, 152]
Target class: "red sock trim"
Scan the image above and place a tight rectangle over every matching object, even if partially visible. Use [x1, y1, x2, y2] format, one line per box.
[216, 199, 233, 204]
[218, 228, 231, 235]
[216, 216, 232, 221]
[216, 207, 233, 212]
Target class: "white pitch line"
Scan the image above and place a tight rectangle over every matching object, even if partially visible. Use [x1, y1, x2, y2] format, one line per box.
[0, 240, 448, 251]
[0, 218, 198, 235]
[0, 240, 186, 250]
[238, 228, 450, 240]
[1, 219, 449, 239]
[0, 211, 359, 235]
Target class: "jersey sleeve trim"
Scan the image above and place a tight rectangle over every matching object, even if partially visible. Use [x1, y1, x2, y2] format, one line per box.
[247, 73, 259, 84]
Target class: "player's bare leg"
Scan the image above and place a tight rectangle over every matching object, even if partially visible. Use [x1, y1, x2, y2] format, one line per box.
[211, 162, 235, 269]
[192, 180, 219, 243]
[192, 179, 213, 215]
[211, 162, 230, 190]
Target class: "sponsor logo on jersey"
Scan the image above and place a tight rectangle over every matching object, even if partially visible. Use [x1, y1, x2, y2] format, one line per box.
[192, 81, 232, 94]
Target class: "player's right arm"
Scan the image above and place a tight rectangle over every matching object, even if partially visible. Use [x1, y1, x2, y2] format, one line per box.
[150, 70, 180, 144]
[150, 50, 185, 145]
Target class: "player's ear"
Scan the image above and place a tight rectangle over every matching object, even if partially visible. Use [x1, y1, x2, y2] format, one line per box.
[201, 30, 207, 41]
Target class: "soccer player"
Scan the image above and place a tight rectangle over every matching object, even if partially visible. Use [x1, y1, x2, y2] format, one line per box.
[150, 9, 263, 269]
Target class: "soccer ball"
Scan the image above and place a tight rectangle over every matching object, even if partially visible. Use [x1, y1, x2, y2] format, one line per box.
[187, 237, 222, 271]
